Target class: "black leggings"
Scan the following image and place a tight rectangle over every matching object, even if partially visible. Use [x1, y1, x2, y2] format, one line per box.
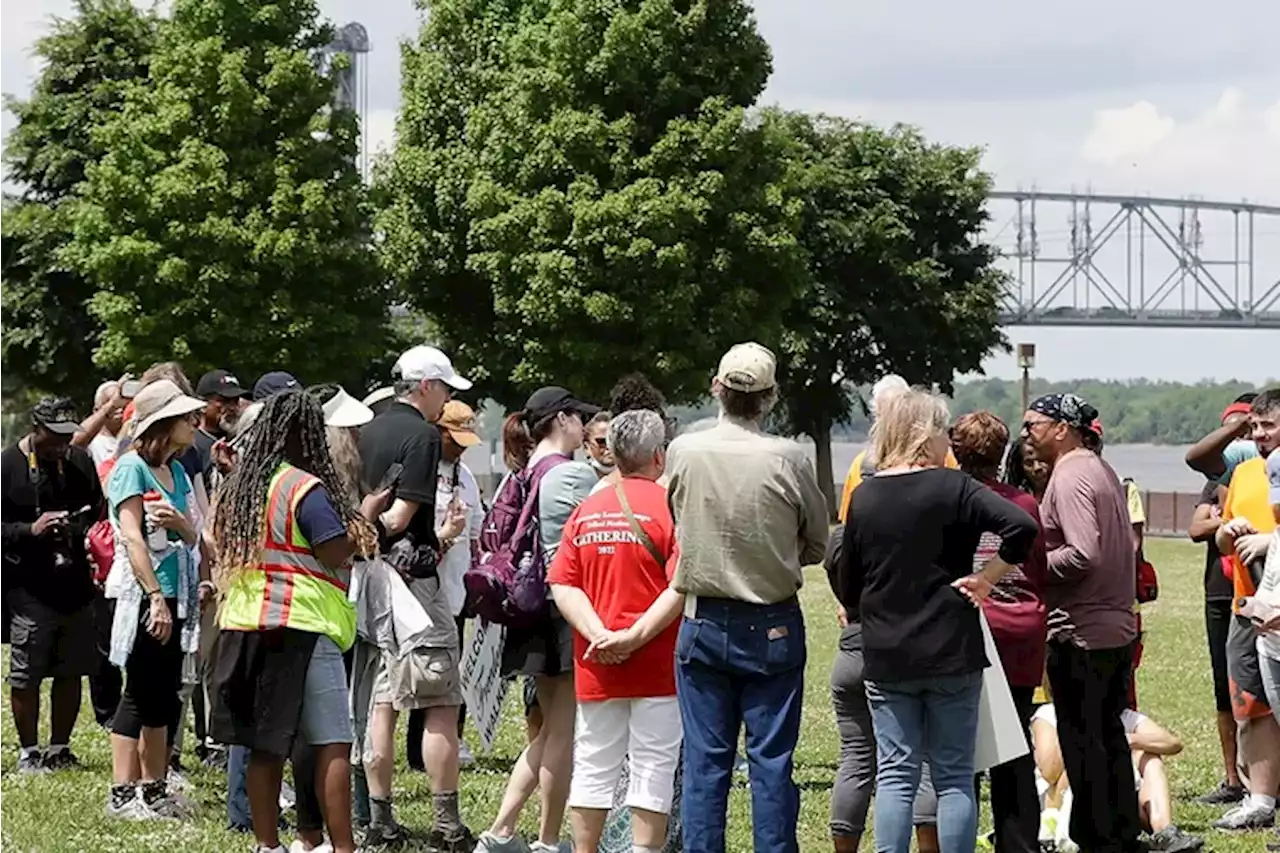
[112, 599, 184, 739]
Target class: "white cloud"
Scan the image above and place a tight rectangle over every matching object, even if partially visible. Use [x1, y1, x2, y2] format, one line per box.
[1081, 101, 1175, 166]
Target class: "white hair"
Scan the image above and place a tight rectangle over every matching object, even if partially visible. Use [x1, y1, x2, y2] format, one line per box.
[607, 410, 666, 474]
[94, 380, 120, 409]
[870, 374, 909, 416]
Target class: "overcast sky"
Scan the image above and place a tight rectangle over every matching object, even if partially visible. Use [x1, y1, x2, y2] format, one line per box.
[3, 0, 1277, 384]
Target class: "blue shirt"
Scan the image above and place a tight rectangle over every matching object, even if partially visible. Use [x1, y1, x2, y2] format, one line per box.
[1220, 439, 1260, 486]
[296, 486, 346, 547]
[107, 453, 191, 597]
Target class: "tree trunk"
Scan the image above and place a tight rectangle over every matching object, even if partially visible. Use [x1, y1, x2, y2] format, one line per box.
[813, 415, 838, 521]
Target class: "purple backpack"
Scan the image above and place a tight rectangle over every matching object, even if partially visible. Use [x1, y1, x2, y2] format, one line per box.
[465, 453, 570, 627]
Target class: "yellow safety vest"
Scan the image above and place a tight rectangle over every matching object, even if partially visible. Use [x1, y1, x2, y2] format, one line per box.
[219, 462, 356, 651]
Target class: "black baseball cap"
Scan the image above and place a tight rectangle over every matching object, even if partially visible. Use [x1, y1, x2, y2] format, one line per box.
[524, 386, 600, 425]
[253, 371, 300, 401]
[197, 369, 249, 400]
[32, 397, 83, 436]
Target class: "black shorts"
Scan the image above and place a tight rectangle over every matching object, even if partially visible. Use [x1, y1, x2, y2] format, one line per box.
[500, 605, 574, 680]
[1226, 613, 1270, 721]
[6, 588, 96, 690]
[1205, 598, 1233, 713]
[208, 628, 319, 758]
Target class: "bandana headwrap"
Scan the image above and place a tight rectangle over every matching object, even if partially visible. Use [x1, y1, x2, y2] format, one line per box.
[1029, 393, 1099, 432]
[1221, 402, 1253, 423]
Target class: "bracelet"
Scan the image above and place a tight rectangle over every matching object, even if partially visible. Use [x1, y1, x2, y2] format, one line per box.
[198, 580, 216, 593]
[146, 589, 163, 599]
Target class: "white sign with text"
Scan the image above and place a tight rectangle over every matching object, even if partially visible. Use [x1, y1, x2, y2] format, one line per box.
[461, 619, 510, 753]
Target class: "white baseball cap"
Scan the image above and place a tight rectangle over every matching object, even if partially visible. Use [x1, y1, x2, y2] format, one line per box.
[715, 342, 776, 393]
[393, 346, 473, 391]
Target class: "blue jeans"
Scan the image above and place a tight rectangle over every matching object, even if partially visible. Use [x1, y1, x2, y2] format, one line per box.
[676, 597, 805, 853]
[227, 745, 251, 831]
[865, 671, 983, 853]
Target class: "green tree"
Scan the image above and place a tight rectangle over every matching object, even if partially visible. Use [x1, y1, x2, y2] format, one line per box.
[65, 0, 388, 387]
[376, 0, 804, 408]
[766, 112, 1008, 514]
[1, 0, 158, 405]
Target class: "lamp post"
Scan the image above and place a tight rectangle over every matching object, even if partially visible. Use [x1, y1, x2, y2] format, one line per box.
[1018, 342, 1037, 413]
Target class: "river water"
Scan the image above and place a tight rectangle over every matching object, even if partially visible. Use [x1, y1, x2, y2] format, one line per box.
[463, 440, 1204, 493]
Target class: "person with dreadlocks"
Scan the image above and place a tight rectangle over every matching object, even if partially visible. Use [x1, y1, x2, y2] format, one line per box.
[208, 390, 388, 853]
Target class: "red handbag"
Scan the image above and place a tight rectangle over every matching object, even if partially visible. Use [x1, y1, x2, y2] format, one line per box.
[87, 519, 114, 585]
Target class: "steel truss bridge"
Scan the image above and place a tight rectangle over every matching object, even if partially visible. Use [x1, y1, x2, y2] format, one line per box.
[988, 191, 1280, 329]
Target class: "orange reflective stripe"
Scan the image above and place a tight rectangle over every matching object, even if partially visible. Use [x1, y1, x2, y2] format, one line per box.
[257, 572, 295, 628]
[260, 561, 350, 590]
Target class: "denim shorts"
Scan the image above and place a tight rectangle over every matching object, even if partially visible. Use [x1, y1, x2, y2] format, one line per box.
[298, 636, 353, 746]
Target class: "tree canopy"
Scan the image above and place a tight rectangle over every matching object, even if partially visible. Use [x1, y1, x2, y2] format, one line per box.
[1, 0, 158, 404]
[63, 0, 389, 389]
[376, 0, 805, 408]
[765, 111, 1008, 511]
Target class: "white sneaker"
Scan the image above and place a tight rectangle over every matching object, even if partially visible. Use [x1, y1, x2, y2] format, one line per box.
[289, 841, 333, 853]
[106, 790, 151, 821]
[473, 832, 532, 853]
[279, 780, 297, 810]
[167, 768, 193, 793]
[458, 741, 476, 768]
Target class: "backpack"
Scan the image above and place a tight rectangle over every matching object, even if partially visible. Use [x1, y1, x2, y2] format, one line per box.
[464, 453, 570, 627]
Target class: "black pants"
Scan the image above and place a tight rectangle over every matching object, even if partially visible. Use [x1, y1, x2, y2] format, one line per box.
[407, 614, 468, 771]
[89, 594, 123, 727]
[1205, 598, 1233, 713]
[987, 686, 1040, 853]
[112, 599, 185, 739]
[1046, 641, 1142, 853]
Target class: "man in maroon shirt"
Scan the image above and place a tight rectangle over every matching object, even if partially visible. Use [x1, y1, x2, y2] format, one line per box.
[1022, 393, 1141, 853]
[951, 412, 1047, 853]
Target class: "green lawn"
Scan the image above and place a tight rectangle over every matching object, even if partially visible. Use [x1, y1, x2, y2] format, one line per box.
[0, 538, 1265, 852]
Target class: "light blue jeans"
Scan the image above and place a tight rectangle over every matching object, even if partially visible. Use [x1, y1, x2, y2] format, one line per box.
[1261, 645, 1280, 717]
[865, 671, 982, 853]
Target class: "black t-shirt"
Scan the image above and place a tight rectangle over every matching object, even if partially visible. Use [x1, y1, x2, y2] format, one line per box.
[1, 443, 105, 612]
[176, 444, 204, 490]
[838, 468, 1039, 683]
[193, 429, 221, 481]
[358, 401, 442, 553]
[1199, 479, 1233, 601]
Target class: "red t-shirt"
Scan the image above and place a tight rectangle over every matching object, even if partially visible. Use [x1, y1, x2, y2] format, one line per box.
[977, 481, 1049, 688]
[546, 477, 679, 702]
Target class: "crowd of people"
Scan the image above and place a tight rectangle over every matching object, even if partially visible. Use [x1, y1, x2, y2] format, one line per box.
[2, 339, 1279, 853]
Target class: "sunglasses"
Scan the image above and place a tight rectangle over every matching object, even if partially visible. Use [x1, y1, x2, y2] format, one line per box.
[588, 437, 608, 450]
[1020, 418, 1054, 435]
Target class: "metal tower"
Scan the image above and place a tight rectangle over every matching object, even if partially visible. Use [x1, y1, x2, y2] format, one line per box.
[319, 22, 371, 181]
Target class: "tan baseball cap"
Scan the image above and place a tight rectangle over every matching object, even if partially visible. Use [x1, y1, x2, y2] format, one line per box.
[438, 400, 482, 447]
[716, 342, 776, 393]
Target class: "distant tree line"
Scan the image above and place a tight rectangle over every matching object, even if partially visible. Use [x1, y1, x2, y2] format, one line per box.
[670, 378, 1267, 446]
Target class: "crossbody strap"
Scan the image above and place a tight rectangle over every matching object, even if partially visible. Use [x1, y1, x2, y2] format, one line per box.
[613, 481, 665, 567]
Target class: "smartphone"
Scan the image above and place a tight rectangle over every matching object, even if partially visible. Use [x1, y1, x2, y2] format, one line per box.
[377, 463, 404, 493]
[121, 380, 143, 398]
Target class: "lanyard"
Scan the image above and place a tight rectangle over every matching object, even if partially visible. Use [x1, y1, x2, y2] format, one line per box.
[22, 437, 64, 515]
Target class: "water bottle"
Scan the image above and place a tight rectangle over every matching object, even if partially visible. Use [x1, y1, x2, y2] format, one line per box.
[143, 490, 168, 551]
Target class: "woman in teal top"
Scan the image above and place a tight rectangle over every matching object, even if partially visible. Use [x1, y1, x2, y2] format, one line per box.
[104, 379, 206, 821]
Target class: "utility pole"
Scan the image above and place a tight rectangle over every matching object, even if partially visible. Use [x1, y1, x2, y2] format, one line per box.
[1018, 342, 1037, 413]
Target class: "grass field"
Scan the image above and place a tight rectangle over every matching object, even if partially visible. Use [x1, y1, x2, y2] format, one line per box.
[0, 538, 1267, 852]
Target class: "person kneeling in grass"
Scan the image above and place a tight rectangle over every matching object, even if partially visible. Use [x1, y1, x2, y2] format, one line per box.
[1031, 703, 1203, 853]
